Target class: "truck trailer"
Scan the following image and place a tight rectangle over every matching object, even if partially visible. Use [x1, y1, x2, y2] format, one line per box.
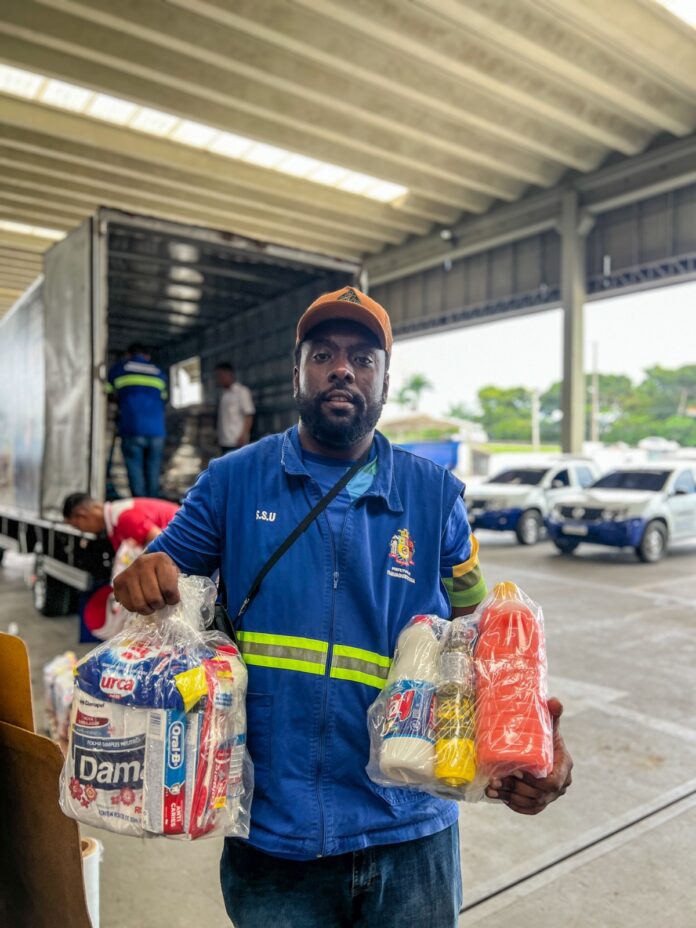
[0, 208, 358, 615]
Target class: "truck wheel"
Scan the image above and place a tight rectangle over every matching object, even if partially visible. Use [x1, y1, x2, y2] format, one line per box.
[33, 560, 72, 616]
[636, 521, 667, 564]
[515, 510, 542, 545]
[554, 538, 580, 555]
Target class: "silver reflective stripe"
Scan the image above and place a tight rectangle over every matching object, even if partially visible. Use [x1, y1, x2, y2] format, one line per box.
[240, 640, 327, 666]
[330, 654, 390, 681]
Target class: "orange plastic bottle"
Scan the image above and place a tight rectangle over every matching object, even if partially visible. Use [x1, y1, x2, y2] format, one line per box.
[474, 582, 552, 777]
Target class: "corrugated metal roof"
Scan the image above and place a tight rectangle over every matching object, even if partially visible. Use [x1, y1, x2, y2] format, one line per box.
[0, 0, 695, 316]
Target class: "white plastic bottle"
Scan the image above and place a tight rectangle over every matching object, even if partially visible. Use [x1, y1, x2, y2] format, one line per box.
[379, 615, 441, 784]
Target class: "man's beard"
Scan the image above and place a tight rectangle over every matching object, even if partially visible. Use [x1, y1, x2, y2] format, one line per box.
[295, 388, 384, 450]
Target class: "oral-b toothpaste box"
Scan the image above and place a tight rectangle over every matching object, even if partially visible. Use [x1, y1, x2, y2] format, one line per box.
[143, 708, 187, 834]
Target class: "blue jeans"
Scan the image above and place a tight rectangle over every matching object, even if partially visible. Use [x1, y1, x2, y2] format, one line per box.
[220, 824, 461, 928]
[120, 435, 165, 497]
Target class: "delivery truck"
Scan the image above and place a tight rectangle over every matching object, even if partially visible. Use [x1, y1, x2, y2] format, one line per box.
[0, 208, 358, 615]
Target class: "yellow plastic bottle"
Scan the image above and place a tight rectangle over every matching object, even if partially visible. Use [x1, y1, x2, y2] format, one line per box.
[435, 623, 477, 786]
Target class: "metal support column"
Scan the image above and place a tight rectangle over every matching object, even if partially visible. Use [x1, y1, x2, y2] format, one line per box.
[560, 190, 589, 454]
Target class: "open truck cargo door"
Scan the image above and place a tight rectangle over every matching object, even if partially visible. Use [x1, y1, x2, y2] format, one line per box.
[42, 218, 105, 519]
[0, 207, 360, 614]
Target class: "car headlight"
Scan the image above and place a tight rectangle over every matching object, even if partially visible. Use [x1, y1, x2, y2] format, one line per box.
[605, 508, 628, 521]
[489, 499, 515, 511]
[550, 505, 562, 520]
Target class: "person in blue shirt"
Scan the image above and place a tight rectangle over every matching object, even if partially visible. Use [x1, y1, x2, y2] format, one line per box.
[107, 343, 168, 498]
[114, 288, 573, 928]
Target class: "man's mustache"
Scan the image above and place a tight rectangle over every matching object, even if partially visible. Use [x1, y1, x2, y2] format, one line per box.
[317, 387, 363, 407]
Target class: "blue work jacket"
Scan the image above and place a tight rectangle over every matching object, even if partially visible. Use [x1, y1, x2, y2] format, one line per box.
[150, 427, 465, 859]
[107, 355, 167, 437]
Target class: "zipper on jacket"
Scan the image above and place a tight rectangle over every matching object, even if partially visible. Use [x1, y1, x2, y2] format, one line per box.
[314, 499, 336, 857]
[315, 500, 354, 856]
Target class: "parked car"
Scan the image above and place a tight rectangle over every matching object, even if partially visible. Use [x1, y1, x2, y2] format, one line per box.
[465, 459, 600, 545]
[545, 463, 696, 562]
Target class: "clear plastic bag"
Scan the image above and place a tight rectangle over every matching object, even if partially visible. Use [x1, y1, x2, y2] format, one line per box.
[367, 582, 553, 802]
[43, 650, 77, 742]
[60, 575, 253, 839]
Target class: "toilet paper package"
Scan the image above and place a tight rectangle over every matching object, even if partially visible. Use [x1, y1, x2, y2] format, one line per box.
[366, 583, 553, 802]
[60, 575, 253, 840]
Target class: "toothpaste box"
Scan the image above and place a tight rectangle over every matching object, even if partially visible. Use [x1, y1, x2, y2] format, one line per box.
[143, 708, 187, 834]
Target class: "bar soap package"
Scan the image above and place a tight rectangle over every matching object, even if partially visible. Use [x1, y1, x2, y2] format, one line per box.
[60, 575, 253, 840]
[366, 582, 553, 801]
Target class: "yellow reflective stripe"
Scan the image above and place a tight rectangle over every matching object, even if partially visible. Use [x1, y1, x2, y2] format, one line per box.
[237, 631, 328, 653]
[453, 534, 480, 578]
[330, 666, 389, 689]
[104, 382, 114, 394]
[113, 374, 167, 391]
[238, 630, 328, 677]
[330, 644, 392, 689]
[332, 644, 391, 668]
[242, 654, 326, 675]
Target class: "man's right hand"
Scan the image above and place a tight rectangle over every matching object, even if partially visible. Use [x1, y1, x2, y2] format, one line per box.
[113, 552, 180, 615]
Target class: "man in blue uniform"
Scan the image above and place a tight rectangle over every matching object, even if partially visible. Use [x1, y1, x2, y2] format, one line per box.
[107, 343, 168, 498]
[114, 288, 572, 927]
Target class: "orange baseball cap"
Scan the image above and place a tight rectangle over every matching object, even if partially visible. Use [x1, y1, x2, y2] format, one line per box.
[296, 286, 393, 354]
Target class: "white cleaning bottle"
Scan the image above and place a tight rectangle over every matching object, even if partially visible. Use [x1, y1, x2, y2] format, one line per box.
[379, 615, 441, 785]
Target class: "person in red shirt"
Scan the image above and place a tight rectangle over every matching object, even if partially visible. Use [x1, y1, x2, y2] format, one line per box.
[62, 493, 179, 549]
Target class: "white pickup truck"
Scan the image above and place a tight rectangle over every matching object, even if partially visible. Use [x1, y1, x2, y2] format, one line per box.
[545, 463, 696, 562]
[465, 459, 600, 545]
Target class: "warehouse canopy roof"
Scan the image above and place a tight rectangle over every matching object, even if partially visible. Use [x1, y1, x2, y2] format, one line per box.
[0, 0, 695, 317]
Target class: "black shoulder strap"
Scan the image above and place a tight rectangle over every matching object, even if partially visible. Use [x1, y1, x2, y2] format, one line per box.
[213, 449, 371, 639]
[235, 449, 370, 621]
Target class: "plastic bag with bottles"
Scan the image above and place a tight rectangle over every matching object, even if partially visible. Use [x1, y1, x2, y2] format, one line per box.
[366, 581, 553, 801]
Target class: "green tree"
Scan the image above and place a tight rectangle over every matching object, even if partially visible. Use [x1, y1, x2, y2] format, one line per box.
[539, 373, 633, 437]
[394, 373, 433, 411]
[446, 401, 478, 421]
[625, 365, 696, 418]
[477, 386, 532, 441]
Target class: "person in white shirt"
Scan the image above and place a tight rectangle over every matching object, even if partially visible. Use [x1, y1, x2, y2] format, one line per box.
[215, 362, 256, 453]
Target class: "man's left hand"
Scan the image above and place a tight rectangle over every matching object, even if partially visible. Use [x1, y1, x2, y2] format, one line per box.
[485, 697, 573, 815]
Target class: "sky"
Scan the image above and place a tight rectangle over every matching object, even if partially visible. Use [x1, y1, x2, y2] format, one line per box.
[383, 279, 696, 420]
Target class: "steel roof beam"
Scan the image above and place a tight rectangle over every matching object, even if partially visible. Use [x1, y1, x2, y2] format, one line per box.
[0, 12, 501, 208]
[166, 0, 611, 170]
[294, 0, 653, 153]
[422, 0, 696, 136]
[37, 0, 565, 189]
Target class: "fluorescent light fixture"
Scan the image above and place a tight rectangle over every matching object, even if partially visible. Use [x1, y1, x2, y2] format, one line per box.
[364, 181, 409, 203]
[86, 93, 137, 125]
[308, 164, 349, 186]
[243, 143, 288, 168]
[654, 0, 696, 26]
[170, 119, 219, 148]
[208, 132, 253, 158]
[337, 172, 377, 195]
[169, 266, 204, 284]
[164, 299, 199, 314]
[166, 284, 202, 301]
[275, 154, 322, 177]
[0, 63, 44, 98]
[129, 106, 178, 136]
[0, 219, 65, 240]
[0, 64, 409, 203]
[40, 78, 93, 111]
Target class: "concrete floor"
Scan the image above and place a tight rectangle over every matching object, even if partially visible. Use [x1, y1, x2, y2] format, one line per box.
[3, 531, 696, 928]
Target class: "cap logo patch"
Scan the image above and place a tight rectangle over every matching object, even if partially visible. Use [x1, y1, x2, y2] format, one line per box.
[337, 288, 362, 305]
